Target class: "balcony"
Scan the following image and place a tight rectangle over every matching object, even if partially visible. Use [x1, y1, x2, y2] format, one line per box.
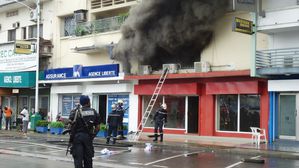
[68, 15, 127, 37]
[256, 48, 299, 76]
[258, 6, 299, 33]
[90, 0, 137, 11]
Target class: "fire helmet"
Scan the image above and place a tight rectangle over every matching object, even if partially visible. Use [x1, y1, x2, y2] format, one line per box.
[117, 99, 124, 105]
[111, 104, 116, 110]
[161, 103, 167, 110]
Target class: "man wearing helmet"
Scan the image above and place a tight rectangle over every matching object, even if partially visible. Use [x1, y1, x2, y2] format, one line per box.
[68, 95, 100, 168]
[106, 104, 121, 144]
[153, 103, 167, 142]
[116, 99, 125, 139]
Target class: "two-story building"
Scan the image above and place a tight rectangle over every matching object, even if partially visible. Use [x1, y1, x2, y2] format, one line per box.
[256, 0, 299, 142]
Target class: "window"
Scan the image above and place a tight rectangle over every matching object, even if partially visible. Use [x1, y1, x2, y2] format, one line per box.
[59, 95, 80, 116]
[63, 16, 75, 36]
[8, 29, 16, 41]
[216, 94, 260, 132]
[22, 27, 27, 39]
[6, 10, 18, 17]
[28, 24, 43, 38]
[143, 95, 186, 129]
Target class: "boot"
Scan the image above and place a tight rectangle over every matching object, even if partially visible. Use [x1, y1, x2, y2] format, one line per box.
[160, 134, 163, 142]
[153, 134, 158, 142]
[112, 138, 116, 144]
[106, 137, 110, 144]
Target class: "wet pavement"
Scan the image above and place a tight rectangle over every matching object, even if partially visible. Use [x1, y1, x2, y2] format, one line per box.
[1, 130, 299, 167]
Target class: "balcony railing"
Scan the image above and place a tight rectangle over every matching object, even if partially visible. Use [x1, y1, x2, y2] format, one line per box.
[256, 48, 299, 69]
[91, 0, 137, 9]
[69, 15, 128, 37]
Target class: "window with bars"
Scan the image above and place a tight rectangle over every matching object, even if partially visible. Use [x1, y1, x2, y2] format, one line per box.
[64, 16, 75, 36]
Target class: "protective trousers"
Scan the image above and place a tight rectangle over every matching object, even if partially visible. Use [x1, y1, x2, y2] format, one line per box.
[154, 122, 163, 142]
[106, 125, 118, 144]
[72, 132, 94, 168]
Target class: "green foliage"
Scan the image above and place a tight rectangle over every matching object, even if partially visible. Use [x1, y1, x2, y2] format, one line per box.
[123, 125, 128, 130]
[36, 120, 49, 127]
[99, 123, 107, 131]
[50, 121, 65, 128]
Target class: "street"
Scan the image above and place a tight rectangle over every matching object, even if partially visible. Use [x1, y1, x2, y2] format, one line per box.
[0, 135, 299, 168]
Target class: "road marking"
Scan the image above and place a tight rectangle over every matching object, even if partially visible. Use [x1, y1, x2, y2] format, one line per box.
[225, 155, 261, 168]
[7, 144, 36, 149]
[144, 151, 203, 166]
[129, 162, 144, 165]
[152, 165, 169, 168]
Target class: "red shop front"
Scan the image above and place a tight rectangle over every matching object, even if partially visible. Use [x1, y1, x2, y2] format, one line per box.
[127, 70, 269, 138]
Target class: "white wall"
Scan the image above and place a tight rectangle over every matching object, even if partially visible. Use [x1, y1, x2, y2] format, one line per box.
[268, 30, 299, 49]
[269, 80, 299, 91]
[262, 0, 297, 10]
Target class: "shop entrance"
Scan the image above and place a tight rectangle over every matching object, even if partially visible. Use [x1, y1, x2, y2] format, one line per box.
[279, 95, 296, 139]
[187, 96, 199, 133]
[98, 95, 107, 124]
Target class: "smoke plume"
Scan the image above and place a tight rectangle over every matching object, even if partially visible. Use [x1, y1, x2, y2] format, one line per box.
[113, 0, 228, 73]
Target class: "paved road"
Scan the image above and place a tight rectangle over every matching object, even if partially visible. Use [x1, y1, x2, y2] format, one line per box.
[0, 136, 299, 168]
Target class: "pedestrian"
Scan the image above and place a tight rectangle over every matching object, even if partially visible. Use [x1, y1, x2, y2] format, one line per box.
[106, 104, 121, 144]
[20, 107, 29, 136]
[68, 95, 100, 168]
[153, 103, 167, 142]
[4, 106, 12, 130]
[116, 99, 125, 139]
[0, 106, 3, 130]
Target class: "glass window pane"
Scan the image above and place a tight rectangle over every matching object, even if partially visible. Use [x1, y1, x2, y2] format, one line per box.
[143, 96, 163, 127]
[217, 95, 238, 131]
[240, 95, 260, 132]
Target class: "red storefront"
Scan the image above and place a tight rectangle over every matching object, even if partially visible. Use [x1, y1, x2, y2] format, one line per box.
[126, 70, 269, 138]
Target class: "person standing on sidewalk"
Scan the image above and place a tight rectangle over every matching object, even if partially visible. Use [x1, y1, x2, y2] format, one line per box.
[116, 99, 125, 139]
[4, 106, 12, 130]
[153, 103, 167, 142]
[20, 107, 29, 136]
[106, 104, 121, 144]
[68, 95, 100, 168]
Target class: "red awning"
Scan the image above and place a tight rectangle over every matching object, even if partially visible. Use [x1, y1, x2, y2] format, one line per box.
[206, 81, 260, 94]
[134, 83, 199, 95]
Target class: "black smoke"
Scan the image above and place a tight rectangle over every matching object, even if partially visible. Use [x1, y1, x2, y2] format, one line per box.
[113, 0, 228, 73]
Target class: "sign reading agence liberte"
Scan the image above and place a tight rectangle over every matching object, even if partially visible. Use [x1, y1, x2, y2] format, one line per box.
[232, 17, 253, 35]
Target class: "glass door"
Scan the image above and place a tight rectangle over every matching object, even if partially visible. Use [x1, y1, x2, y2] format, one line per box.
[279, 95, 296, 138]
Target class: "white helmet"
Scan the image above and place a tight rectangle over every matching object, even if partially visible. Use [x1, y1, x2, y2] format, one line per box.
[117, 99, 124, 105]
[161, 103, 167, 110]
[111, 104, 116, 110]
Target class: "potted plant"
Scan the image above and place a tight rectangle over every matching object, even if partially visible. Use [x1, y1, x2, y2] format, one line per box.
[36, 120, 49, 133]
[96, 123, 107, 138]
[49, 121, 65, 135]
[118, 124, 128, 136]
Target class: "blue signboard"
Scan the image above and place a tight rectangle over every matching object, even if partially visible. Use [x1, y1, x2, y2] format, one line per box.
[44, 64, 119, 80]
[107, 95, 129, 126]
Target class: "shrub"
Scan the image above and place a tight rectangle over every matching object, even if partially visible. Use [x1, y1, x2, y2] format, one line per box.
[36, 120, 49, 127]
[99, 123, 107, 131]
[50, 121, 65, 128]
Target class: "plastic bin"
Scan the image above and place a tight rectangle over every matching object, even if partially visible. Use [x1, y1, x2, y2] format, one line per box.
[30, 113, 41, 130]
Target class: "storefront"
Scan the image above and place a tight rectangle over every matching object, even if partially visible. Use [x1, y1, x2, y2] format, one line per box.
[41, 64, 138, 131]
[268, 80, 299, 142]
[128, 70, 269, 138]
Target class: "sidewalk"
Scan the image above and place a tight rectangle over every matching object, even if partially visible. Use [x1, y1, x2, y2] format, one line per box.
[1, 130, 299, 159]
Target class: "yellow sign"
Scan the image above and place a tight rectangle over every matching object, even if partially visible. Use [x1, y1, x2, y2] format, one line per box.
[233, 17, 253, 35]
[15, 40, 33, 54]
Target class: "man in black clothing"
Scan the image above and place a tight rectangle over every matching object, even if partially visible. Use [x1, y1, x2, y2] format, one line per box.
[106, 104, 120, 144]
[116, 99, 125, 138]
[153, 103, 167, 142]
[69, 95, 100, 168]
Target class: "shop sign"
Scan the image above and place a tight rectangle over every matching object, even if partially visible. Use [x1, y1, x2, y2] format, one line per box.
[0, 43, 36, 72]
[15, 40, 33, 54]
[107, 95, 129, 125]
[0, 71, 35, 88]
[232, 17, 253, 35]
[44, 64, 119, 80]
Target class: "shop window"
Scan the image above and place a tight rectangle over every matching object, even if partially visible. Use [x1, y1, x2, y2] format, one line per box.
[143, 95, 186, 129]
[60, 95, 80, 116]
[216, 94, 260, 132]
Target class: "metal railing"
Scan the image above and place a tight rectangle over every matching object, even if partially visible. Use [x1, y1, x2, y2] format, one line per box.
[70, 15, 128, 36]
[256, 47, 299, 69]
[91, 0, 137, 9]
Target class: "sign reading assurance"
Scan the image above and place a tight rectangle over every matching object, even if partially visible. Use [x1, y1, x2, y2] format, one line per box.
[44, 64, 119, 80]
[232, 17, 253, 35]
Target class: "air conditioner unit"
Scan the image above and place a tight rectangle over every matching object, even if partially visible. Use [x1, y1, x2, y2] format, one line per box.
[163, 64, 179, 74]
[138, 65, 152, 75]
[194, 62, 210, 72]
[30, 9, 37, 21]
[74, 9, 87, 23]
[12, 22, 20, 29]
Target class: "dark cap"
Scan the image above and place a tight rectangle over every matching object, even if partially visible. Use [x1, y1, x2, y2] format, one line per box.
[80, 95, 90, 106]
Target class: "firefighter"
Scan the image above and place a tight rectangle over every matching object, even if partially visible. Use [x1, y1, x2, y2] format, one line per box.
[68, 95, 100, 168]
[116, 99, 125, 139]
[106, 104, 121, 144]
[153, 103, 167, 142]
